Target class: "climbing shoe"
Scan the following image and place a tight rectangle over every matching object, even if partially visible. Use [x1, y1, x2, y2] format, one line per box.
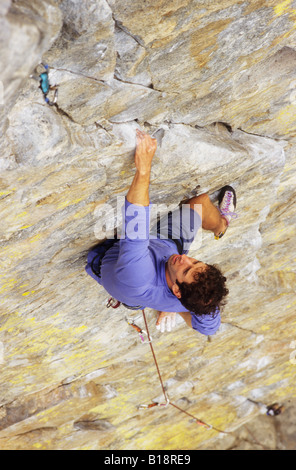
[215, 185, 238, 240]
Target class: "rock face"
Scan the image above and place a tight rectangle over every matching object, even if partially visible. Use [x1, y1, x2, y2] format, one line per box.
[0, 0, 296, 450]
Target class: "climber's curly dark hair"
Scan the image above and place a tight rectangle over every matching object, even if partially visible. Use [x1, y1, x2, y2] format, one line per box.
[176, 264, 228, 316]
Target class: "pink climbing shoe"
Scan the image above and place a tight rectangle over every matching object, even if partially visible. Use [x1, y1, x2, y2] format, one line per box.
[215, 185, 238, 240]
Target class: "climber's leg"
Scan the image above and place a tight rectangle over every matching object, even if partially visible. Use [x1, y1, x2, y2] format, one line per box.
[185, 193, 227, 238]
[185, 187, 237, 239]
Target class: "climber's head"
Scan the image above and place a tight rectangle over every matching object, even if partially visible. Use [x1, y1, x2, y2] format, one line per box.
[166, 254, 228, 316]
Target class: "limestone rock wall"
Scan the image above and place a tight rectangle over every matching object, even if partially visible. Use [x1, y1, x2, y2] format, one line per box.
[0, 0, 296, 450]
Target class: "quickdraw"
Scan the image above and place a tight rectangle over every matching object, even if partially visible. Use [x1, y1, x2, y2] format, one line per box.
[31, 64, 58, 106]
[138, 402, 160, 409]
[106, 298, 150, 342]
[125, 317, 151, 344]
[266, 403, 284, 416]
[138, 398, 170, 409]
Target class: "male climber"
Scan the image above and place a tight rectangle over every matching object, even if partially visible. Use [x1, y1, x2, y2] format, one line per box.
[86, 130, 237, 335]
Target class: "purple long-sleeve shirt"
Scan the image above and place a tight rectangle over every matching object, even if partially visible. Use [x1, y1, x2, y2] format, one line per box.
[90, 199, 220, 335]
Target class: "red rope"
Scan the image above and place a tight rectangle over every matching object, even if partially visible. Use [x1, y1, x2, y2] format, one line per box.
[142, 309, 169, 403]
[141, 309, 228, 432]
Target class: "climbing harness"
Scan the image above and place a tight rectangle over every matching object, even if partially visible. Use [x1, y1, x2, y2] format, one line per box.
[106, 297, 228, 433]
[31, 64, 58, 106]
[106, 296, 143, 311]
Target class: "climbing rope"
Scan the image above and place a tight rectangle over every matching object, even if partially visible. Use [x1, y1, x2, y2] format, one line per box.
[141, 308, 218, 431]
[107, 297, 229, 433]
[106, 296, 285, 441]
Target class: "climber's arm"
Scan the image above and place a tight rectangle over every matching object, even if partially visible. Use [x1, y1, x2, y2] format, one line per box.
[115, 130, 157, 288]
[126, 130, 157, 207]
[156, 310, 221, 335]
[177, 312, 193, 328]
[156, 311, 192, 332]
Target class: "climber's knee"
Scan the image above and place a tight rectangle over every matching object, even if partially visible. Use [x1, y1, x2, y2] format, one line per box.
[194, 193, 210, 206]
[187, 193, 211, 211]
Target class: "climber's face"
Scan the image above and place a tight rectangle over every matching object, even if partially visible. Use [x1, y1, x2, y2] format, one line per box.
[165, 254, 207, 295]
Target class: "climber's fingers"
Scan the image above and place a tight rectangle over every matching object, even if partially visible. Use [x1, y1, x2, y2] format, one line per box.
[156, 311, 176, 333]
[135, 129, 157, 173]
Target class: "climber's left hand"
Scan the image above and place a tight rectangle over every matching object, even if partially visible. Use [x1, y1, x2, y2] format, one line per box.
[156, 311, 176, 333]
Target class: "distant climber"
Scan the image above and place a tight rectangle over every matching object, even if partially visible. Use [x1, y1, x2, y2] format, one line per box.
[86, 130, 238, 335]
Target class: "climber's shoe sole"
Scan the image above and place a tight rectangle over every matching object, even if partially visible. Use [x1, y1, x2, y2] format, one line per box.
[215, 185, 238, 240]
